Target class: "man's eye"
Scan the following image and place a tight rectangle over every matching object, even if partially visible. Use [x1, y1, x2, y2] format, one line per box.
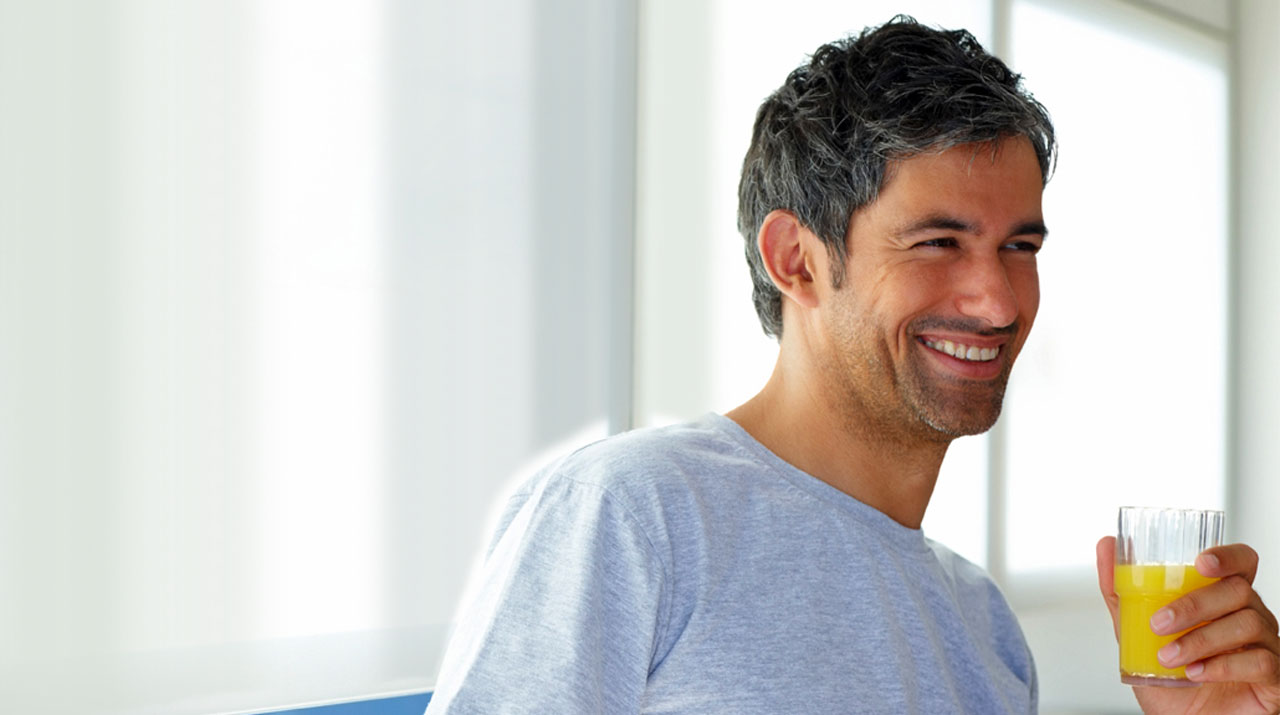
[1004, 240, 1042, 253]
[915, 238, 957, 249]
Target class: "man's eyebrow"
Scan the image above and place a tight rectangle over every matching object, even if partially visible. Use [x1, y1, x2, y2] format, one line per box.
[893, 215, 1050, 239]
[1013, 220, 1049, 238]
[894, 215, 975, 237]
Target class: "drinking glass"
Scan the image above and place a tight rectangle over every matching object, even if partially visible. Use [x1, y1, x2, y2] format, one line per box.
[1115, 506, 1225, 687]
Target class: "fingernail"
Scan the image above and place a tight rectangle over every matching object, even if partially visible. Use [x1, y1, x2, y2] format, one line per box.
[1185, 661, 1204, 678]
[1157, 641, 1180, 665]
[1151, 608, 1175, 634]
[1197, 553, 1220, 574]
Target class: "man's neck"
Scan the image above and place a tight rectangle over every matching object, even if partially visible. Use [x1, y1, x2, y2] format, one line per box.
[726, 358, 950, 530]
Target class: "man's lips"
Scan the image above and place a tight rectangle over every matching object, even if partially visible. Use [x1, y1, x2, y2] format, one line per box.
[919, 337, 1003, 363]
[915, 333, 1014, 381]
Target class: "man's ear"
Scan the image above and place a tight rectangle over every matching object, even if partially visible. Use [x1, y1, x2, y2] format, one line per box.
[757, 209, 821, 310]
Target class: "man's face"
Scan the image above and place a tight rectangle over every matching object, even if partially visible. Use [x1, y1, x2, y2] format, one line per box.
[816, 136, 1046, 440]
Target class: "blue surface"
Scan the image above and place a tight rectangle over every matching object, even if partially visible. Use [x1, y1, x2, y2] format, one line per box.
[271, 692, 431, 715]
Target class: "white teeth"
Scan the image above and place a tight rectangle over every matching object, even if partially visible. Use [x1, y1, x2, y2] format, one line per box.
[923, 339, 1000, 362]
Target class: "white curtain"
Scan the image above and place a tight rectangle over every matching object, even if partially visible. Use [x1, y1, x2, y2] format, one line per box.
[0, 0, 635, 712]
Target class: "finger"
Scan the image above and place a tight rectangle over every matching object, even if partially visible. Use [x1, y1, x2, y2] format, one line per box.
[1096, 536, 1119, 638]
[1185, 646, 1280, 685]
[1096, 536, 1117, 600]
[1157, 607, 1280, 668]
[1153, 575, 1270, 636]
[1197, 543, 1259, 584]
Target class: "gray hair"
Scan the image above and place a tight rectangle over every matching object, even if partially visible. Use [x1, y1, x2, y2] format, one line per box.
[737, 16, 1056, 338]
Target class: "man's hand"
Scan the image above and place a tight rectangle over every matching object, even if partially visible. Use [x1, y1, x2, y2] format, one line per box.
[1096, 536, 1280, 714]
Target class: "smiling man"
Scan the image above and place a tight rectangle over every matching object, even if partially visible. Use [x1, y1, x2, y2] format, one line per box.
[727, 136, 1046, 531]
[425, 16, 1279, 714]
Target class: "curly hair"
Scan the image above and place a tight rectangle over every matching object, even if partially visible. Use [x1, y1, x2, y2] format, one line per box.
[737, 16, 1056, 338]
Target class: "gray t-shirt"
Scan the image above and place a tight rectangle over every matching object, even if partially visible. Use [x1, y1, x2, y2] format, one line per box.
[427, 414, 1036, 714]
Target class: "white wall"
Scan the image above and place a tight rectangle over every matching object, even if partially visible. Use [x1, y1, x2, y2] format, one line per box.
[1233, 0, 1280, 611]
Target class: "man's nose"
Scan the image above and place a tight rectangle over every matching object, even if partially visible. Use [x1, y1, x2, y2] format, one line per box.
[953, 255, 1019, 329]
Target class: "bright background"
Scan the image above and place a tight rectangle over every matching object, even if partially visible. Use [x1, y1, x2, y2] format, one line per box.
[1, 1, 1277, 713]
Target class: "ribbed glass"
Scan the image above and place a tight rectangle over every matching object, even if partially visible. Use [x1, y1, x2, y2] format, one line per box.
[1116, 507, 1225, 565]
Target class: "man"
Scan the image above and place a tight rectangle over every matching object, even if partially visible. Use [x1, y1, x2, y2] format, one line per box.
[426, 17, 1280, 713]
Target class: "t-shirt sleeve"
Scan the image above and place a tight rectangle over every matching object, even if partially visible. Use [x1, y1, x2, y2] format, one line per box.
[426, 473, 669, 714]
[1026, 647, 1039, 713]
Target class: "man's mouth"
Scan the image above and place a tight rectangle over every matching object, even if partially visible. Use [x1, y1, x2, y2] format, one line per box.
[922, 339, 1001, 362]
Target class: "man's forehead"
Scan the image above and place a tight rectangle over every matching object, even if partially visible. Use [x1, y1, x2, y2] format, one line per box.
[854, 137, 1047, 236]
[883, 137, 1039, 183]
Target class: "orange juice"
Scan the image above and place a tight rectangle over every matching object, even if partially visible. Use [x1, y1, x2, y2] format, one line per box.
[1115, 564, 1217, 683]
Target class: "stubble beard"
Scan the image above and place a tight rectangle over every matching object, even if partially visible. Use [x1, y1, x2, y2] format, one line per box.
[827, 315, 1019, 443]
[898, 348, 1014, 438]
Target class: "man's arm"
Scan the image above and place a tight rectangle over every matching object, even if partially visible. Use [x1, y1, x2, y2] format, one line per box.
[1096, 537, 1280, 714]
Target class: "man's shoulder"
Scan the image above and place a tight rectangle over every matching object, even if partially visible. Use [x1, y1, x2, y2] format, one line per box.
[522, 413, 757, 497]
[925, 538, 1024, 632]
[484, 414, 765, 561]
[926, 539, 1002, 592]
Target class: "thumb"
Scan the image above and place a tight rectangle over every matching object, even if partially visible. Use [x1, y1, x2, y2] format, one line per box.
[1096, 536, 1119, 640]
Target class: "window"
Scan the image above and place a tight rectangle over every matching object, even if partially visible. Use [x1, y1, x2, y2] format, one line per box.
[637, 1, 1231, 711]
[1002, 0, 1228, 583]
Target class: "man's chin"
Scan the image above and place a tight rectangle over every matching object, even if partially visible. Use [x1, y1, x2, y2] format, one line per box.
[917, 405, 1003, 438]
[909, 388, 1008, 438]
[905, 365, 1012, 438]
